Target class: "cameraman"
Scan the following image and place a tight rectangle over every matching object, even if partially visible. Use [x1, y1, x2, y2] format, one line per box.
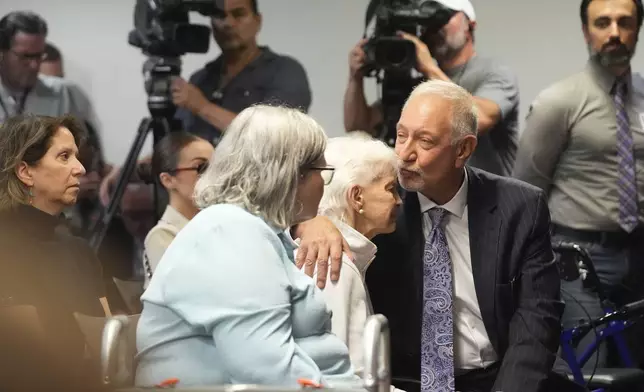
[344, 0, 519, 176]
[171, 0, 311, 144]
[100, 0, 311, 249]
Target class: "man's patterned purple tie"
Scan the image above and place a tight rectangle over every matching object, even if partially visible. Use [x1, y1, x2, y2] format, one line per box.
[421, 207, 454, 392]
[613, 79, 639, 233]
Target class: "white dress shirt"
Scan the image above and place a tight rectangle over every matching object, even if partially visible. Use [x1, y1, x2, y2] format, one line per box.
[418, 171, 498, 370]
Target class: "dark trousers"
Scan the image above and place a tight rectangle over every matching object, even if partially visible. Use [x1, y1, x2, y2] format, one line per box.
[554, 228, 644, 371]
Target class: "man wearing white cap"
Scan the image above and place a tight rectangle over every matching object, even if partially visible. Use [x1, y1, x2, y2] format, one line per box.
[344, 0, 519, 178]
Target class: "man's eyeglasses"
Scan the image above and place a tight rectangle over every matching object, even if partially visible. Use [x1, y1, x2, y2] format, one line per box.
[306, 166, 335, 185]
[169, 162, 209, 175]
[10, 50, 47, 62]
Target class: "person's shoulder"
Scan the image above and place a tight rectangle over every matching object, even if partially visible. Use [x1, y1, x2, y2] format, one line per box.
[191, 204, 278, 240]
[533, 70, 587, 106]
[340, 253, 362, 278]
[470, 167, 544, 201]
[54, 228, 102, 268]
[467, 55, 515, 78]
[35, 74, 78, 95]
[469, 55, 507, 69]
[57, 228, 93, 249]
[262, 47, 306, 72]
[144, 220, 178, 244]
[314, 252, 362, 287]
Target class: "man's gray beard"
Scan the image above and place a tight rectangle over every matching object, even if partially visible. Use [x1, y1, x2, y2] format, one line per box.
[589, 45, 635, 68]
[430, 30, 467, 62]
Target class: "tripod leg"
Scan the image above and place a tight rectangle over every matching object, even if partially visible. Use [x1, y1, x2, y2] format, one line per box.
[89, 118, 154, 250]
[150, 118, 174, 221]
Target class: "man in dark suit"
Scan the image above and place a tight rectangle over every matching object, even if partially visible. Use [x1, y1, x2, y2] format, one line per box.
[374, 80, 565, 392]
[295, 80, 568, 392]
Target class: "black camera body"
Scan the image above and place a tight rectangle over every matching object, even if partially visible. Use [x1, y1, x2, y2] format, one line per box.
[128, 0, 224, 57]
[128, 0, 225, 119]
[363, 0, 456, 75]
[361, 0, 456, 146]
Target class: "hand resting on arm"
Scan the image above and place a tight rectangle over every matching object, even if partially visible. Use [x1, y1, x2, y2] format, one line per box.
[292, 215, 353, 289]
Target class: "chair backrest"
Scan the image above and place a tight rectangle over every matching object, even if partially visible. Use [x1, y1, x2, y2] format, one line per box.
[113, 277, 144, 314]
[74, 312, 107, 361]
[100, 314, 140, 388]
[362, 314, 391, 392]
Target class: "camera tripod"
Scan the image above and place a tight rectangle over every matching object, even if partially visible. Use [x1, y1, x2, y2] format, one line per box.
[88, 115, 182, 250]
[88, 56, 183, 250]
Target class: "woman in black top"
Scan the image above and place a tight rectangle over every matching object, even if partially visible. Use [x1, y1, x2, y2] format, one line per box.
[0, 114, 109, 391]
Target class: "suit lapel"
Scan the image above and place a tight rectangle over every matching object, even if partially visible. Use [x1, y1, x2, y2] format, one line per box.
[403, 191, 424, 303]
[466, 167, 501, 351]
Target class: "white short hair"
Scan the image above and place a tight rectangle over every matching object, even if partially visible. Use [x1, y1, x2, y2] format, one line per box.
[318, 134, 397, 223]
[403, 79, 478, 142]
[194, 105, 327, 229]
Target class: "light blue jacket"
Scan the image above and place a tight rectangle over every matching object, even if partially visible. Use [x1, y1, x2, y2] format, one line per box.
[135, 204, 360, 388]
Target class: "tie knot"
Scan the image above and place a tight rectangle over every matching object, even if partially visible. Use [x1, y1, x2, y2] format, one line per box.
[428, 207, 448, 228]
[613, 78, 628, 97]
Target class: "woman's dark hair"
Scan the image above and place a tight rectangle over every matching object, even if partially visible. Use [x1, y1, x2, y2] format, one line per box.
[580, 0, 644, 28]
[152, 132, 204, 179]
[0, 114, 87, 211]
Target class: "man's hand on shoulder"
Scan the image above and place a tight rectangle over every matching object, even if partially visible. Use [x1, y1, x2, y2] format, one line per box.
[292, 216, 353, 289]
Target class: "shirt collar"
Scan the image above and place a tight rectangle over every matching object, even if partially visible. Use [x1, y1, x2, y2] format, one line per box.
[417, 170, 469, 218]
[161, 205, 190, 231]
[0, 75, 54, 100]
[332, 218, 377, 274]
[586, 58, 632, 94]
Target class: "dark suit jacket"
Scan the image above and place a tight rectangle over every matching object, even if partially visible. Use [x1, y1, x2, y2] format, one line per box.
[367, 167, 564, 392]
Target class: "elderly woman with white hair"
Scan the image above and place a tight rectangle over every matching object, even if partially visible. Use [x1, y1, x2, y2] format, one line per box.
[297, 134, 401, 377]
[135, 105, 359, 388]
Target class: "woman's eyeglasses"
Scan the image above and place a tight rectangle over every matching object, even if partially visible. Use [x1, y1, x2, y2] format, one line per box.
[169, 162, 209, 175]
[307, 166, 335, 185]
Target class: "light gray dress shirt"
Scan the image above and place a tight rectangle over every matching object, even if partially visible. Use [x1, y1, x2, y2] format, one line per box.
[0, 74, 96, 125]
[514, 60, 644, 231]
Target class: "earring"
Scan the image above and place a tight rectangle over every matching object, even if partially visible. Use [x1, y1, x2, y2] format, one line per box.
[358, 208, 364, 215]
[28, 187, 34, 205]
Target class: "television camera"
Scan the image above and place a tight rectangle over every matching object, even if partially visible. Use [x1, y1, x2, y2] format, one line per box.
[362, 0, 456, 146]
[89, 0, 225, 249]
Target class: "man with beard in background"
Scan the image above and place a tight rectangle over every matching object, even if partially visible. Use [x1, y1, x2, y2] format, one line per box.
[343, 0, 520, 176]
[514, 0, 644, 370]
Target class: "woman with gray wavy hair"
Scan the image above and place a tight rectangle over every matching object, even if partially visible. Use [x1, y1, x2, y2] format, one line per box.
[135, 105, 360, 388]
[296, 133, 401, 377]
